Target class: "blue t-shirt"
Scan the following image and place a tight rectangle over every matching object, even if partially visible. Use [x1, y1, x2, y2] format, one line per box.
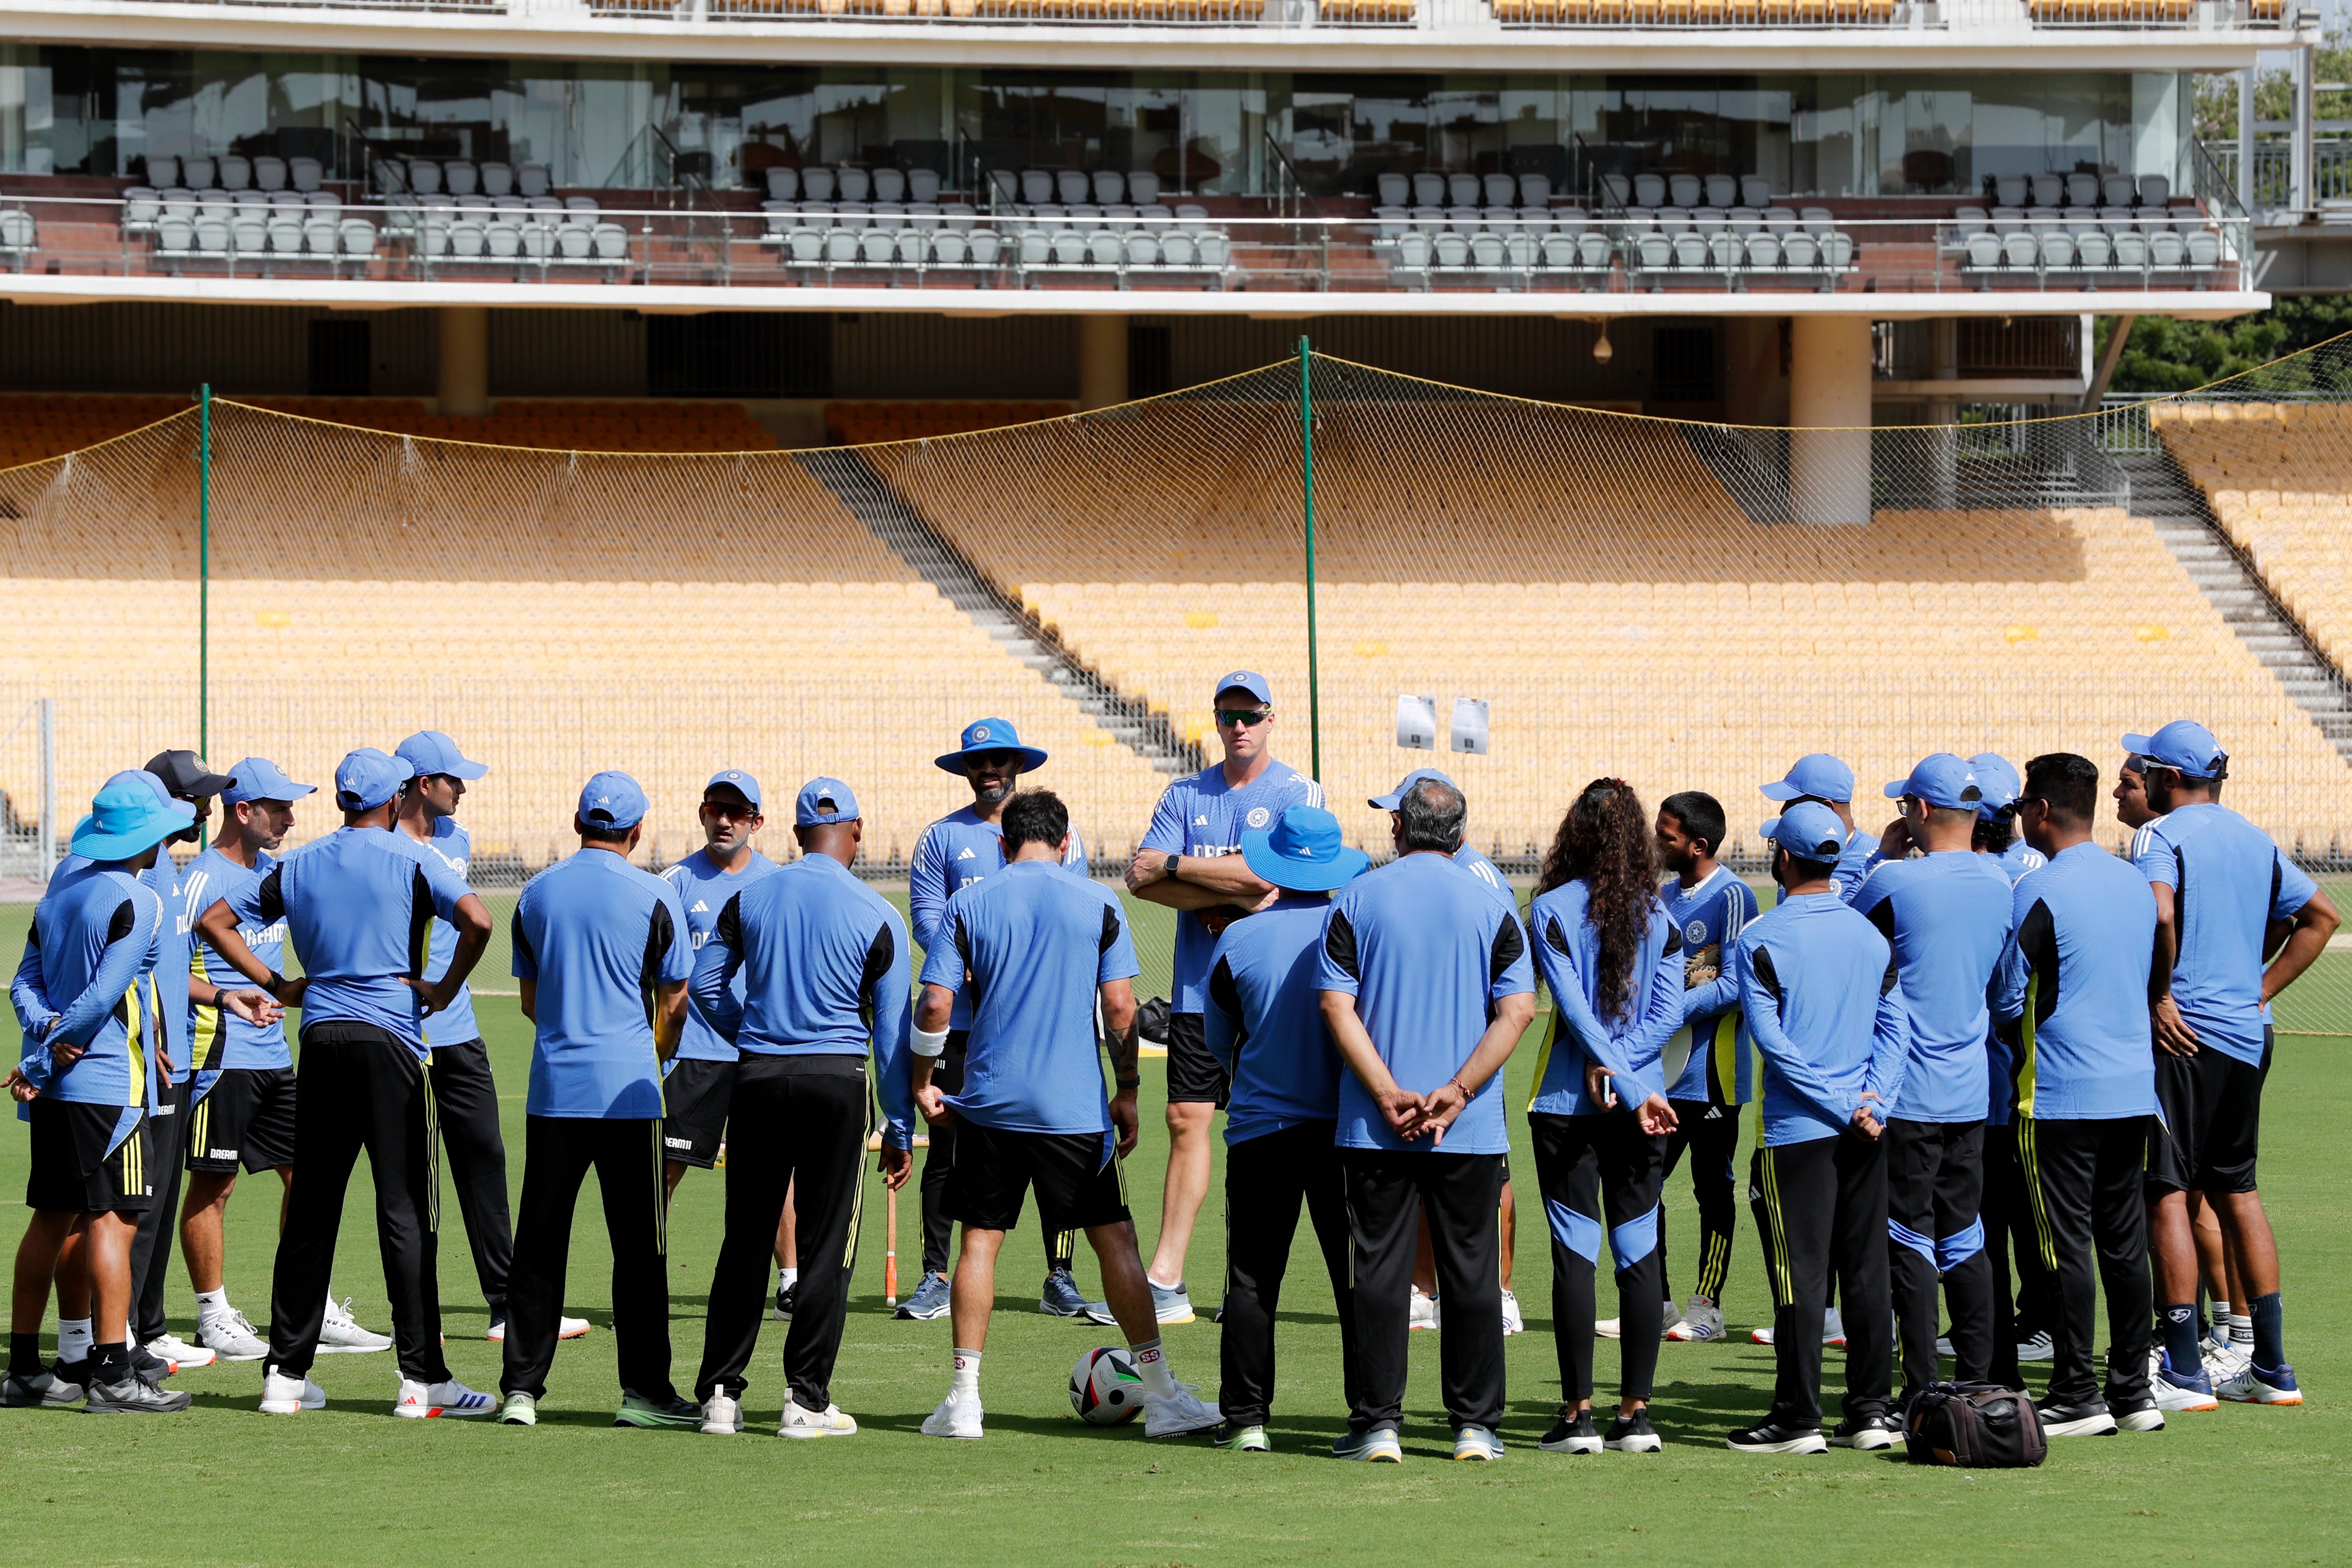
[511, 848, 692, 1119]
[1993, 842, 2158, 1121]
[1453, 843, 1517, 911]
[182, 847, 290, 1081]
[1316, 852, 1534, 1156]
[1662, 866, 1759, 1105]
[409, 817, 481, 1048]
[1732, 892, 1912, 1147]
[1140, 760, 1324, 1013]
[2134, 802, 2319, 1066]
[1851, 851, 2018, 1124]
[910, 805, 1088, 1032]
[229, 826, 474, 1059]
[663, 847, 780, 1063]
[688, 853, 915, 1148]
[1999, 837, 2047, 884]
[1526, 880, 1684, 1116]
[1203, 897, 1341, 1146]
[919, 860, 1139, 1135]
[12, 860, 163, 1133]
[139, 854, 196, 1086]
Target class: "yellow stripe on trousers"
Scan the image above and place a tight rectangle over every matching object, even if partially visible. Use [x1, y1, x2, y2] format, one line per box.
[420, 1057, 440, 1233]
[1762, 1146, 1794, 1308]
[2019, 1116, 2060, 1273]
[651, 1119, 668, 1258]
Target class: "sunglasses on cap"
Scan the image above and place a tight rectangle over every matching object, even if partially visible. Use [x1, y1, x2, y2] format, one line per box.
[1215, 708, 1273, 728]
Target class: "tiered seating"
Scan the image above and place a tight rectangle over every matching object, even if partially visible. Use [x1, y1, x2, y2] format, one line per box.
[2155, 401, 2352, 673]
[1494, 0, 1898, 21]
[241, 399, 779, 452]
[0, 396, 188, 467]
[826, 402, 1071, 445]
[1944, 175, 2226, 281]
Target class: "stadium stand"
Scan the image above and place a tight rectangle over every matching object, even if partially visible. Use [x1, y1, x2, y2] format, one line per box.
[0, 395, 188, 467]
[2154, 401, 2352, 675]
[825, 401, 1073, 446]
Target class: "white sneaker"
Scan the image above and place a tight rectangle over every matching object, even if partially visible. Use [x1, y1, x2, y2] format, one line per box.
[922, 1386, 985, 1439]
[483, 1313, 590, 1343]
[1409, 1286, 1437, 1331]
[319, 1297, 393, 1354]
[1143, 1379, 1221, 1439]
[700, 1393, 744, 1434]
[144, 1334, 215, 1370]
[198, 1308, 270, 1362]
[258, 1366, 324, 1414]
[1500, 1290, 1525, 1336]
[778, 1399, 858, 1438]
[1597, 1317, 1623, 1339]
[1821, 1306, 1847, 1347]
[395, 1377, 495, 1418]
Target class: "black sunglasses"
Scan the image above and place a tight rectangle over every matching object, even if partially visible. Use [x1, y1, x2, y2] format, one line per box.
[1215, 708, 1272, 728]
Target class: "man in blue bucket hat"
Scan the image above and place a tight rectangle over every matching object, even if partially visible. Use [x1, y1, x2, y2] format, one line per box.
[906, 717, 1090, 1322]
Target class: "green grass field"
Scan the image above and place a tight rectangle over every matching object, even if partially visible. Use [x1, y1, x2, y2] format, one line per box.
[1, 891, 2348, 1567]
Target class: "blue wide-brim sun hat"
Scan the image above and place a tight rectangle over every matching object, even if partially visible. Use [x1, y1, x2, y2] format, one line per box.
[935, 717, 1049, 776]
[1240, 805, 1372, 893]
[70, 773, 196, 861]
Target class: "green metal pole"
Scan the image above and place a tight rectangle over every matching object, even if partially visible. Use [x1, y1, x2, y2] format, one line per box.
[199, 383, 210, 765]
[1299, 336, 1321, 784]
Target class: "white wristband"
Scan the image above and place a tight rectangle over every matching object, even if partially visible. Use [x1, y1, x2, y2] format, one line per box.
[912, 1023, 950, 1059]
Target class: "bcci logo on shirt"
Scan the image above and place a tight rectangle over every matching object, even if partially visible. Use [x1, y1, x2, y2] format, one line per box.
[1246, 807, 1271, 828]
[1686, 919, 1708, 943]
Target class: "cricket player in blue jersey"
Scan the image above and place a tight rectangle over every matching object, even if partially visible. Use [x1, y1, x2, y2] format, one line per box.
[1759, 754, 1878, 901]
[910, 719, 1089, 1322]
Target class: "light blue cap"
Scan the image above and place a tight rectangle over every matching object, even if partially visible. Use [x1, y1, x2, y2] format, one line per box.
[705, 769, 762, 808]
[334, 748, 414, 813]
[1240, 804, 1372, 892]
[1760, 802, 1848, 861]
[1968, 753, 2022, 819]
[69, 770, 195, 860]
[1368, 767, 1457, 812]
[1761, 753, 1855, 804]
[578, 770, 649, 831]
[1884, 753, 1983, 811]
[1212, 669, 1274, 706]
[796, 777, 860, 826]
[222, 757, 316, 806]
[2121, 720, 2226, 780]
[395, 730, 488, 781]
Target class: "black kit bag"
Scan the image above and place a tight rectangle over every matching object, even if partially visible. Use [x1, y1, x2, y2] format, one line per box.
[1903, 1381, 2048, 1468]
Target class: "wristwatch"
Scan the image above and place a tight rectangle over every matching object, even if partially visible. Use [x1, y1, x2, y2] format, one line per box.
[1163, 851, 1182, 881]
[265, 970, 287, 998]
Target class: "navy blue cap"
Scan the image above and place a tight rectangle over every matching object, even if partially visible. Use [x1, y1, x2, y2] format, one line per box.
[71, 770, 197, 861]
[704, 769, 762, 809]
[1368, 766, 1457, 812]
[795, 777, 860, 826]
[934, 718, 1047, 776]
[395, 730, 488, 781]
[2121, 721, 2227, 780]
[222, 757, 316, 806]
[1212, 669, 1274, 706]
[1240, 804, 1370, 893]
[578, 770, 649, 831]
[335, 748, 414, 813]
[1884, 753, 1983, 811]
[1760, 802, 1848, 861]
[1761, 753, 1855, 804]
[1968, 753, 2021, 819]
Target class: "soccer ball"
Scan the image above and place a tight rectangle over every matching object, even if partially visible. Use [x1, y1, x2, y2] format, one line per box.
[1069, 1345, 1144, 1424]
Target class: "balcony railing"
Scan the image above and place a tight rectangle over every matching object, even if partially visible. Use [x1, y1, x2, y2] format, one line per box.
[0, 189, 2252, 299]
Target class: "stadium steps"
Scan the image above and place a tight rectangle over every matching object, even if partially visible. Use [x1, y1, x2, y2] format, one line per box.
[795, 446, 1204, 776]
[2121, 446, 2352, 760]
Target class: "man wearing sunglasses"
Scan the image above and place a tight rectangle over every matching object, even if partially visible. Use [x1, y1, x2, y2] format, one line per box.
[1120, 672, 1323, 1326]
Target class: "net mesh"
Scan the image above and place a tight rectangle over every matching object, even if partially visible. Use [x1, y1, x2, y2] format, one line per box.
[0, 338, 2347, 1031]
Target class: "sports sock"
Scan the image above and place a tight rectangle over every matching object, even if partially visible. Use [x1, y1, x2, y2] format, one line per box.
[91, 1341, 131, 1385]
[1130, 1336, 1176, 1398]
[2249, 1294, 2284, 1369]
[58, 1318, 92, 1365]
[2208, 1298, 2230, 1326]
[778, 1268, 799, 1290]
[950, 1348, 981, 1399]
[196, 1288, 227, 1316]
[2158, 1303, 2201, 1375]
[9, 1333, 40, 1376]
[2229, 1310, 2254, 1349]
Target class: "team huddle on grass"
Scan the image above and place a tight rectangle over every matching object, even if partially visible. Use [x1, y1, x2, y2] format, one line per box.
[3, 671, 2334, 1460]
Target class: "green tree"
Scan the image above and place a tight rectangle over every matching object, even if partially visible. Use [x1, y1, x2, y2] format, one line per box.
[2099, 300, 2352, 394]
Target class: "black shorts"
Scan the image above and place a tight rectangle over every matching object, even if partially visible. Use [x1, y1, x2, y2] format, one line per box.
[1165, 1012, 1228, 1109]
[187, 1066, 298, 1174]
[662, 1056, 737, 1168]
[2146, 1029, 2270, 1197]
[944, 1120, 1130, 1234]
[25, 1099, 153, 1215]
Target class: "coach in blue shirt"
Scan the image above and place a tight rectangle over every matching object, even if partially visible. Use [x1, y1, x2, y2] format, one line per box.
[198, 746, 496, 1417]
[494, 771, 694, 1430]
[2127, 719, 2339, 1406]
[1318, 775, 1535, 1462]
[1201, 804, 1369, 1451]
[687, 777, 912, 1440]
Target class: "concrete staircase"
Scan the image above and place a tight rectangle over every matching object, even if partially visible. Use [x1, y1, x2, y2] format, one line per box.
[796, 447, 1201, 775]
[2121, 445, 2352, 761]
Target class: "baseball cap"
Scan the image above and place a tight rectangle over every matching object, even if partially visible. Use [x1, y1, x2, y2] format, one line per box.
[1368, 766, 1457, 812]
[934, 718, 1047, 776]
[334, 748, 414, 813]
[1761, 753, 1855, 804]
[145, 749, 235, 800]
[795, 777, 860, 827]
[1968, 753, 2022, 819]
[2120, 720, 2227, 780]
[1883, 753, 1983, 811]
[395, 730, 488, 781]
[1240, 804, 1371, 893]
[1759, 802, 1848, 861]
[1212, 669, 1274, 707]
[222, 757, 316, 806]
[704, 769, 763, 809]
[577, 770, 649, 831]
[70, 770, 198, 861]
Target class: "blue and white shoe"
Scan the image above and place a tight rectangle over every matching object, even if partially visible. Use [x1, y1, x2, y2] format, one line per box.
[1038, 1270, 1089, 1318]
[1332, 1426, 1404, 1462]
[2217, 1361, 2303, 1406]
[2154, 1362, 2219, 1412]
[895, 1273, 953, 1322]
[1084, 1280, 1194, 1327]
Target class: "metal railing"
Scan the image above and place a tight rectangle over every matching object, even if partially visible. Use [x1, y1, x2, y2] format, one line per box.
[2205, 141, 2352, 211]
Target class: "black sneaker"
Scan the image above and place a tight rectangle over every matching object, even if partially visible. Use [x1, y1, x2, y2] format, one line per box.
[2111, 1398, 2165, 1433]
[1, 1366, 81, 1407]
[2039, 1400, 2118, 1437]
[1603, 1410, 1663, 1453]
[130, 1345, 173, 1380]
[1538, 1409, 1603, 1454]
[84, 1372, 192, 1414]
[1727, 1419, 1829, 1454]
[771, 1282, 798, 1323]
[1829, 1412, 1901, 1450]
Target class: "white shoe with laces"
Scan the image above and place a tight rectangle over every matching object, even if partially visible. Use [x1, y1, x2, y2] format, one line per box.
[395, 1377, 494, 1418]
[700, 1393, 743, 1434]
[319, 1296, 393, 1354]
[198, 1308, 270, 1362]
[1499, 1290, 1525, 1336]
[1143, 1380, 1220, 1439]
[258, 1365, 324, 1414]
[922, 1386, 985, 1439]
[778, 1399, 858, 1438]
[144, 1333, 215, 1370]
[1409, 1286, 1437, 1331]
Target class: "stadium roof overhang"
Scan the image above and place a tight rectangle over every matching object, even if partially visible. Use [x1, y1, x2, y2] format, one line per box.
[1, 0, 2280, 72]
[0, 273, 2266, 320]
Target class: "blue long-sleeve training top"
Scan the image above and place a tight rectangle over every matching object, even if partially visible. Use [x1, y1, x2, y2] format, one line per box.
[1850, 850, 2017, 1125]
[1732, 891, 1912, 1147]
[1525, 879, 1684, 1116]
[1992, 841, 2159, 1121]
[690, 851, 915, 1149]
[14, 861, 164, 1136]
[1203, 896, 1342, 1147]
